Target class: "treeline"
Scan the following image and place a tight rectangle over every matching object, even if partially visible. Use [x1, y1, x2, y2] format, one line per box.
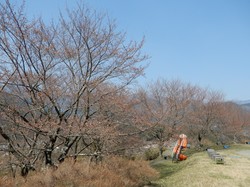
[0, 0, 249, 178]
[138, 79, 250, 147]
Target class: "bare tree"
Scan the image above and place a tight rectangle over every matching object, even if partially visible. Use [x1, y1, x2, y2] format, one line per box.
[134, 79, 202, 149]
[0, 0, 147, 176]
[220, 102, 250, 143]
[185, 89, 225, 147]
[135, 79, 227, 150]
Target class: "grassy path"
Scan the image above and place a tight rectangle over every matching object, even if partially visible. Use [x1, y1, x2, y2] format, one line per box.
[150, 144, 250, 187]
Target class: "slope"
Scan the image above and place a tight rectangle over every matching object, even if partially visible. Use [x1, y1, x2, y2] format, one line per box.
[150, 144, 250, 187]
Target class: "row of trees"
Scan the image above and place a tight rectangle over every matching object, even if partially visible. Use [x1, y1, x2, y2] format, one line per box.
[140, 79, 250, 147]
[0, 0, 249, 176]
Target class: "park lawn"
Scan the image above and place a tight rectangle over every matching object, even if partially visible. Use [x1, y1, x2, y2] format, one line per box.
[150, 144, 250, 187]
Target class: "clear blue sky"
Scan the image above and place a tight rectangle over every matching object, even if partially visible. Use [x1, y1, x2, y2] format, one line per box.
[5, 0, 250, 101]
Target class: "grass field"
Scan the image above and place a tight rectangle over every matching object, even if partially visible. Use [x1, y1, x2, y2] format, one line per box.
[150, 144, 250, 187]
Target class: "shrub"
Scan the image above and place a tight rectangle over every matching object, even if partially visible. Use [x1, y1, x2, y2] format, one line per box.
[144, 148, 159, 160]
[0, 156, 159, 187]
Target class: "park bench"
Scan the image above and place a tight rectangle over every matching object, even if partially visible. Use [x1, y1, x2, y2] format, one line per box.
[207, 149, 224, 164]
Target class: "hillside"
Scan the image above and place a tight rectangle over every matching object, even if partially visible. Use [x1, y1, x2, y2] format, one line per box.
[241, 103, 250, 111]
[150, 144, 250, 187]
[234, 100, 250, 111]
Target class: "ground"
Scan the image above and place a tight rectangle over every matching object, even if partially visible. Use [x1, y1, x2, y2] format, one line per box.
[150, 144, 250, 187]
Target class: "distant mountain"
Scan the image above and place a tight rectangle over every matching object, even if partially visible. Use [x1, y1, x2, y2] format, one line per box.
[242, 103, 250, 107]
[241, 103, 250, 111]
[233, 100, 250, 105]
[233, 100, 250, 111]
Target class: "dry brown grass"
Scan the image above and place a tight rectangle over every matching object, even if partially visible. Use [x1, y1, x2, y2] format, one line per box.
[0, 156, 159, 187]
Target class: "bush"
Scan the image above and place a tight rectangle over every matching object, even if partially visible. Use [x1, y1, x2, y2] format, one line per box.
[144, 148, 160, 160]
[0, 156, 159, 187]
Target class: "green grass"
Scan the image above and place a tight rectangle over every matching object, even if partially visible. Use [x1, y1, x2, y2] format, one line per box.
[150, 157, 187, 179]
[150, 144, 250, 187]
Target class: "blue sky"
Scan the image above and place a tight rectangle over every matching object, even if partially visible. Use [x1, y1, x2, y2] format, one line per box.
[5, 0, 250, 101]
